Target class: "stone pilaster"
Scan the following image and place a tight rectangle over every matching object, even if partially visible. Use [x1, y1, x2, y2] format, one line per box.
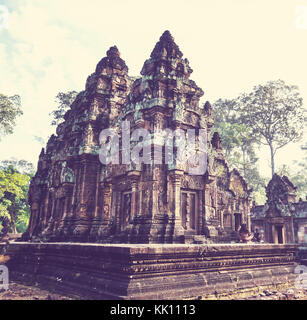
[127, 171, 141, 219]
[170, 170, 185, 242]
[102, 179, 112, 220]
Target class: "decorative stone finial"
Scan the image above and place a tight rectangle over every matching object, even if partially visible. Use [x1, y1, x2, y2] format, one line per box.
[204, 101, 212, 114]
[160, 30, 173, 42]
[95, 45, 128, 74]
[107, 46, 120, 58]
[150, 30, 183, 59]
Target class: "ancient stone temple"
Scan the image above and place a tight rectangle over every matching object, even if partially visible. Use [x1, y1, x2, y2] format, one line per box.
[251, 174, 307, 244]
[24, 31, 252, 244]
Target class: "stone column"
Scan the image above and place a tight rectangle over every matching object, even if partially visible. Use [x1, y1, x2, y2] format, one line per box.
[62, 196, 69, 220]
[170, 170, 185, 240]
[220, 209, 224, 229]
[43, 191, 49, 227]
[131, 181, 137, 218]
[94, 165, 101, 218]
[138, 186, 143, 215]
[71, 163, 81, 218]
[185, 193, 190, 229]
[128, 171, 140, 219]
[102, 179, 112, 220]
[198, 191, 202, 234]
[290, 216, 295, 243]
[232, 199, 237, 231]
[247, 196, 252, 232]
[79, 159, 87, 205]
[49, 190, 56, 221]
[172, 171, 182, 221]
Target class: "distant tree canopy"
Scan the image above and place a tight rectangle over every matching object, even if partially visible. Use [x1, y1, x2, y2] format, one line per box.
[238, 80, 305, 177]
[50, 91, 78, 126]
[292, 155, 307, 200]
[212, 98, 267, 204]
[212, 80, 306, 204]
[0, 159, 34, 174]
[277, 154, 307, 200]
[0, 93, 22, 140]
[0, 93, 31, 232]
[0, 160, 34, 234]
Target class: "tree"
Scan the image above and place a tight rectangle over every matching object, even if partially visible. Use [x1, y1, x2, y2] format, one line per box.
[214, 122, 255, 172]
[238, 80, 306, 177]
[0, 93, 22, 140]
[277, 154, 307, 200]
[212, 98, 266, 203]
[211, 98, 239, 127]
[0, 159, 34, 174]
[0, 161, 34, 233]
[292, 155, 307, 200]
[50, 91, 78, 126]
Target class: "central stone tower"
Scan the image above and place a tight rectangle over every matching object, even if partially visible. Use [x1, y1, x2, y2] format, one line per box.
[24, 31, 252, 243]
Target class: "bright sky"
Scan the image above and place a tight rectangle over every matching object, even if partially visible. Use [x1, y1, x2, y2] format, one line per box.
[0, 0, 306, 177]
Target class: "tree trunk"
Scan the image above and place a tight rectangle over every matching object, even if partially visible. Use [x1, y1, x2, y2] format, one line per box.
[242, 146, 247, 178]
[11, 224, 17, 234]
[9, 209, 17, 234]
[269, 143, 275, 177]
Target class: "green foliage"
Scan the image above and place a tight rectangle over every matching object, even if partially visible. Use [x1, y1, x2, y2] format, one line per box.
[238, 79, 306, 176]
[50, 91, 78, 126]
[212, 98, 266, 203]
[212, 80, 306, 203]
[0, 93, 22, 140]
[0, 161, 34, 233]
[0, 159, 34, 175]
[292, 155, 307, 199]
[277, 154, 307, 200]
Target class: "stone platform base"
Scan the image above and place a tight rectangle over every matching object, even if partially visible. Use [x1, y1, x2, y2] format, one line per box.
[0, 242, 298, 300]
[298, 245, 307, 266]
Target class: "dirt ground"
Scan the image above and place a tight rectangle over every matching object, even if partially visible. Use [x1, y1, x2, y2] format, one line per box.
[242, 288, 307, 300]
[0, 282, 74, 300]
[0, 282, 307, 300]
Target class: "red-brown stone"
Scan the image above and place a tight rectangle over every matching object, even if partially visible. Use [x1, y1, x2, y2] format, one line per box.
[24, 31, 252, 244]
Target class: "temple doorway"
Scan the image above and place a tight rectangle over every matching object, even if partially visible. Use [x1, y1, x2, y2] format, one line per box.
[273, 225, 285, 244]
[275, 226, 284, 243]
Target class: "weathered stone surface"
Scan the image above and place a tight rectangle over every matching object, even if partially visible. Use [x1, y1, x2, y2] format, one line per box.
[251, 174, 307, 244]
[24, 31, 252, 244]
[1, 242, 298, 300]
[298, 244, 307, 265]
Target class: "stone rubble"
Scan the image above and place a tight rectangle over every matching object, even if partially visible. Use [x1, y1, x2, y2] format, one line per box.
[242, 288, 307, 300]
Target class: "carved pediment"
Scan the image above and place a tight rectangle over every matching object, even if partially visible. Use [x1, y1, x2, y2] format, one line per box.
[181, 175, 204, 190]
